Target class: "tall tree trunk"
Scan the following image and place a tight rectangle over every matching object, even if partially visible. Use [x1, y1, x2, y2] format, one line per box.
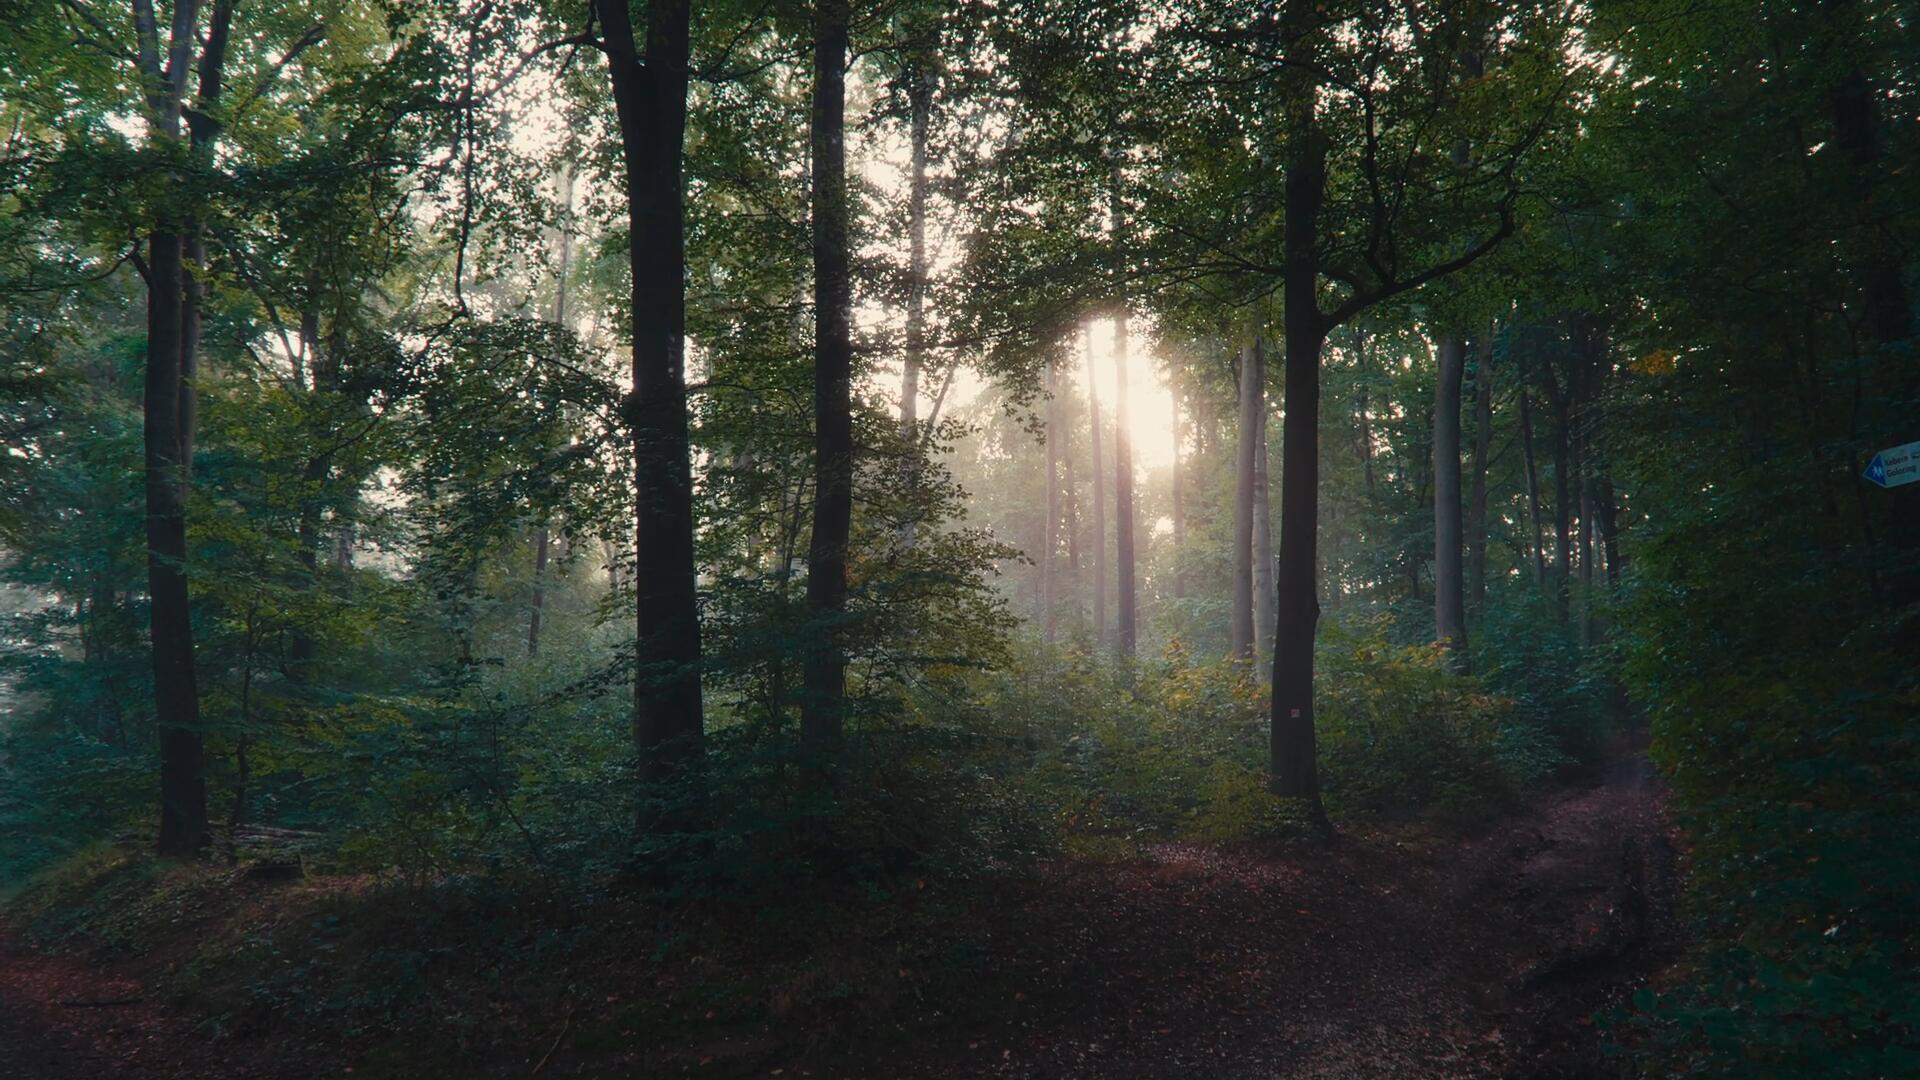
[1043, 358, 1059, 641]
[1520, 378, 1546, 585]
[1433, 334, 1468, 659]
[1550, 384, 1572, 623]
[1574, 321, 1600, 645]
[1468, 332, 1493, 607]
[1065, 387, 1080, 584]
[1253, 383, 1275, 673]
[142, 0, 217, 858]
[1431, 48, 1479, 661]
[1597, 476, 1622, 588]
[1357, 386, 1375, 498]
[1826, 1, 1911, 346]
[148, 224, 206, 857]
[598, 0, 704, 779]
[1230, 340, 1260, 659]
[1171, 392, 1185, 600]
[1270, 100, 1328, 827]
[1085, 325, 1107, 646]
[530, 165, 575, 659]
[1112, 321, 1137, 662]
[802, 0, 853, 750]
[528, 529, 551, 657]
[898, 23, 934, 545]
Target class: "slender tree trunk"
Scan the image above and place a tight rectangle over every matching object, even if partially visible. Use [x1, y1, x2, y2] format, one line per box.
[1043, 359, 1059, 642]
[1171, 393, 1185, 600]
[802, 0, 853, 750]
[1065, 389, 1080, 586]
[1358, 384, 1375, 498]
[1270, 101, 1328, 827]
[1520, 378, 1546, 585]
[598, 0, 704, 779]
[529, 166, 574, 659]
[1253, 386, 1275, 673]
[1547, 358, 1572, 623]
[898, 26, 933, 545]
[1598, 476, 1622, 588]
[1468, 332, 1493, 607]
[528, 529, 551, 657]
[1086, 326, 1107, 646]
[1113, 318, 1137, 662]
[1433, 335, 1468, 659]
[1231, 340, 1260, 659]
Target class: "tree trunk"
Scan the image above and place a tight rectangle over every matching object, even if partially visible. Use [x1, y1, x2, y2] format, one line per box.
[1253, 379, 1275, 673]
[598, 0, 704, 779]
[1270, 101, 1328, 826]
[1468, 332, 1493, 607]
[529, 165, 574, 660]
[1598, 476, 1622, 588]
[148, 224, 207, 857]
[1065, 385, 1080, 586]
[1171, 392, 1185, 600]
[1825, 3, 1911, 345]
[1549, 374, 1572, 623]
[1433, 334, 1468, 659]
[1520, 378, 1546, 585]
[1043, 358, 1059, 642]
[1113, 318, 1137, 662]
[1358, 384, 1375, 497]
[143, 0, 219, 859]
[1230, 340, 1260, 659]
[1086, 325, 1107, 646]
[802, 0, 853, 750]
[898, 25, 934, 545]
[528, 528, 551, 657]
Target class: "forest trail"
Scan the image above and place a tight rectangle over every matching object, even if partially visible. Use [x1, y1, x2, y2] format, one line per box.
[833, 754, 1682, 1080]
[0, 759, 1679, 1080]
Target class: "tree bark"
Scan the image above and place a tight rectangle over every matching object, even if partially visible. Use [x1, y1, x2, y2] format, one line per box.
[140, 0, 215, 858]
[1253, 377, 1275, 673]
[1468, 332, 1493, 607]
[598, 0, 704, 779]
[1825, 1, 1912, 345]
[1171, 392, 1185, 600]
[528, 528, 551, 657]
[147, 224, 207, 857]
[1043, 358, 1059, 641]
[1112, 323, 1137, 661]
[898, 23, 934, 546]
[1085, 325, 1107, 646]
[530, 165, 574, 660]
[1519, 376, 1546, 585]
[1551, 388, 1572, 622]
[1230, 340, 1260, 659]
[802, 0, 853, 750]
[1433, 334, 1468, 659]
[1270, 102, 1328, 827]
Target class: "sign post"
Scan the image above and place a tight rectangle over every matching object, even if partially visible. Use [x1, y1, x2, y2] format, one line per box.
[1862, 440, 1920, 489]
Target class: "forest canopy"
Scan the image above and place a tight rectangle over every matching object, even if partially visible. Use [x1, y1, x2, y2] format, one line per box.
[1, 0, 1915, 1076]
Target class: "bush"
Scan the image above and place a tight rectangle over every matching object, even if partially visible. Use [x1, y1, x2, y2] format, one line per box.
[1317, 620, 1563, 821]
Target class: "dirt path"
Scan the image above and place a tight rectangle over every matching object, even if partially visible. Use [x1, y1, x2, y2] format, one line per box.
[0, 763, 1678, 1079]
[822, 757, 1680, 1079]
[0, 920, 280, 1080]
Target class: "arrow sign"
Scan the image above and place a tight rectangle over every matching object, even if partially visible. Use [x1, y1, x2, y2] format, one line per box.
[1863, 440, 1920, 488]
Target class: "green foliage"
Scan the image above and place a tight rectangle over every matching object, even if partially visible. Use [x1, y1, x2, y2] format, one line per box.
[945, 626, 1559, 849]
[1317, 621, 1562, 820]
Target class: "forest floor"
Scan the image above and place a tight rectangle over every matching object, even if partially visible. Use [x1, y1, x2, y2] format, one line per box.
[0, 756, 1683, 1079]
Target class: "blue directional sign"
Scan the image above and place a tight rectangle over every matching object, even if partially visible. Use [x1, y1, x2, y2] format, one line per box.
[1863, 440, 1920, 488]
